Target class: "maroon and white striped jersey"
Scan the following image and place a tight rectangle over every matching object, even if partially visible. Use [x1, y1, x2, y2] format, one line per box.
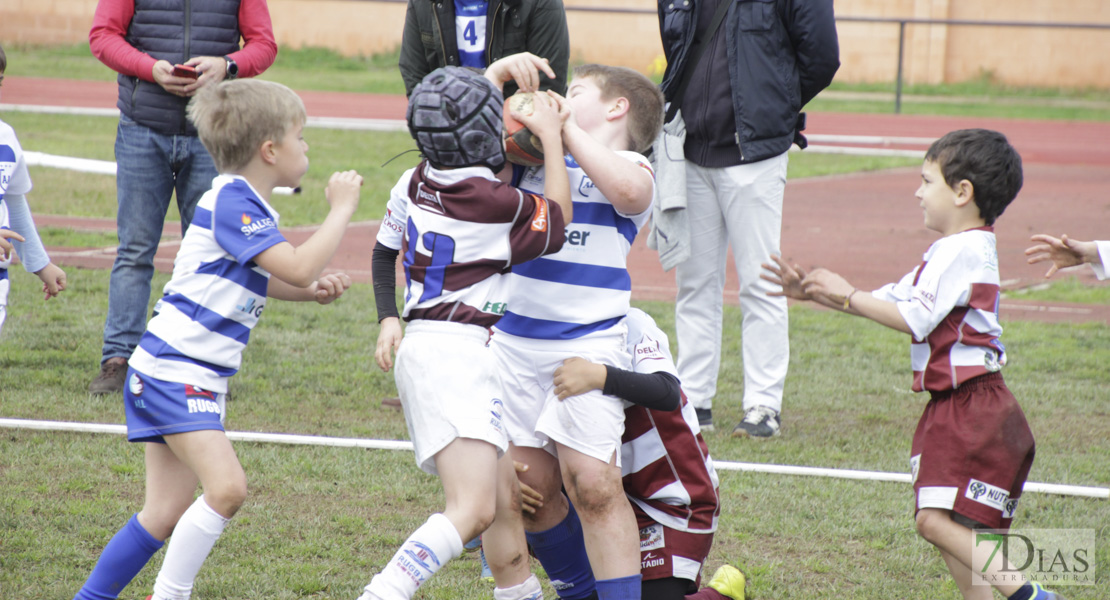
[377, 162, 565, 328]
[872, 227, 1007, 392]
[620, 309, 720, 534]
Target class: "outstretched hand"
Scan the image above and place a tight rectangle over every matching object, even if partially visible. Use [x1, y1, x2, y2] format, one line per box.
[761, 254, 810, 300]
[1025, 234, 1097, 278]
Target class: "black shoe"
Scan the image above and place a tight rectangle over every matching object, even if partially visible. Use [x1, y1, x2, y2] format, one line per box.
[695, 407, 714, 432]
[732, 405, 781, 439]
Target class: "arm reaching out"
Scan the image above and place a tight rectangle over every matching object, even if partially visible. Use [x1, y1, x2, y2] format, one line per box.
[1025, 234, 1103, 278]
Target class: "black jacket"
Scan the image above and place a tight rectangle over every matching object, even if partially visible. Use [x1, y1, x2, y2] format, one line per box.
[658, 0, 840, 164]
[398, 0, 570, 98]
[119, 0, 243, 136]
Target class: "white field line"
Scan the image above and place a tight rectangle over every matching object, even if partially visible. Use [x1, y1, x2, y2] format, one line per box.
[2, 418, 1105, 499]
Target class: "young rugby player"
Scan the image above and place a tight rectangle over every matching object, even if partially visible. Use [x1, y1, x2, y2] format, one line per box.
[73, 79, 362, 600]
[365, 62, 572, 600]
[763, 129, 1063, 600]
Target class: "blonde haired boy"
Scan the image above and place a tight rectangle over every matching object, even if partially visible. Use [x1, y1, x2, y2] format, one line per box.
[73, 79, 363, 600]
[489, 61, 664, 600]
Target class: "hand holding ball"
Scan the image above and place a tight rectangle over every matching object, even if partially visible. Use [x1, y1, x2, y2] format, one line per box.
[503, 92, 546, 167]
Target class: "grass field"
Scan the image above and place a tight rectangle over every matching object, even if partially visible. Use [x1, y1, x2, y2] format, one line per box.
[1, 266, 1106, 600]
[1, 44, 1107, 600]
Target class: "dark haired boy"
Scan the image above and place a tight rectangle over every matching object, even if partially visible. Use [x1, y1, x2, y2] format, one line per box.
[764, 129, 1062, 600]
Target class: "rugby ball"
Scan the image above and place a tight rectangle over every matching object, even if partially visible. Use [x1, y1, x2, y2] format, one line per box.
[503, 92, 545, 167]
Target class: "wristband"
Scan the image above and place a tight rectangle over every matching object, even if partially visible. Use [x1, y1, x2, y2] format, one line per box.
[843, 289, 859, 310]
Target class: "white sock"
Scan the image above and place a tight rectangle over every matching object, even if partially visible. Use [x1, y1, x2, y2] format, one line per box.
[359, 513, 464, 600]
[150, 496, 230, 600]
[494, 574, 543, 600]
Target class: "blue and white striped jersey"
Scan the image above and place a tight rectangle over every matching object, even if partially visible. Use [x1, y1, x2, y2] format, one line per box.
[129, 175, 287, 393]
[454, 0, 489, 68]
[495, 151, 654, 340]
[0, 120, 33, 271]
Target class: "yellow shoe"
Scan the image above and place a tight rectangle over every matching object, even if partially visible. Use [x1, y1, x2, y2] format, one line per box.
[707, 564, 746, 600]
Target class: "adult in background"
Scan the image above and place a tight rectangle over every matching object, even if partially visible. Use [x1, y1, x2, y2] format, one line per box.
[653, 0, 839, 437]
[398, 0, 570, 98]
[87, 0, 277, 394]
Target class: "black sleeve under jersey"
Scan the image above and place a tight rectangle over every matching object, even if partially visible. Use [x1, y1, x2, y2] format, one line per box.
[372, 241, 401, 322]
[601, 366, 681, 411]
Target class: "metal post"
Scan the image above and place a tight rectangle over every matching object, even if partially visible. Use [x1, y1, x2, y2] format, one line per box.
[895, 20, 906, 114]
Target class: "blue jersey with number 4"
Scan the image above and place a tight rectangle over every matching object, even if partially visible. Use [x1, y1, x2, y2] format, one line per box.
[454, 0, 488, 68]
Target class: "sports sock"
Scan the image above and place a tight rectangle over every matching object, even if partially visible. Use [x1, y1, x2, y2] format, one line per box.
[596, 574, 642, 600]
[494, 573, 543, 600]
[525, 501, 596, 600]
[73, 513, 164, 600]
[359, 512, 464, 600]
[1008, 582, 1053, 600]
[150, 496, 229, 600]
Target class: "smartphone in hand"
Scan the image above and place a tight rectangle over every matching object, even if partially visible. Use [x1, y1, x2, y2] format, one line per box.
[172, 64, 198, 79]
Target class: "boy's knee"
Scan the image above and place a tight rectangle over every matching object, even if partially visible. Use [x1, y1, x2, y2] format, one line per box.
[914, 508, 948, 543]
[206, 482, 248, 518]
[565, 467, 623, 518]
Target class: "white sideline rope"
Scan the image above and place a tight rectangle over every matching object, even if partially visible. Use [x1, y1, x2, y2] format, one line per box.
[2, 418, 1105, 499]
[22, 151, 296, 195]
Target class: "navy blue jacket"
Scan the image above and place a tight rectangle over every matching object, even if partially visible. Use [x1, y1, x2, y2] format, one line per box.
[658, 0, 840, 165]
[119, 0, 243, 135]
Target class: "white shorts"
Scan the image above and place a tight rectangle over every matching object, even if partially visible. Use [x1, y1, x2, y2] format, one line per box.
[394, 320, 508, 476]
[491, 327, 631, 465]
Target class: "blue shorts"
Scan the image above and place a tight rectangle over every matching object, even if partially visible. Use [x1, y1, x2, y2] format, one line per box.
[123, 367, 227, 443]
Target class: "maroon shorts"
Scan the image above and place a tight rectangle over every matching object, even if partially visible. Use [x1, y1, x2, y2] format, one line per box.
[636, 511, 715, 585]
[911, 372, 1035, 530]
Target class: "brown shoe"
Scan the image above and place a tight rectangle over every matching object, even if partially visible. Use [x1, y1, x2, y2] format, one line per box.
[89, 357, 129, 395]
[382, 396, 402, 410]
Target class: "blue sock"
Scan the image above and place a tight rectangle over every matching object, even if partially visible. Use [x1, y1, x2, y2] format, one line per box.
[74, 514, 163, 600]
[525, 501, 596, 600]
[1008, 582, 1051, 600]
[596, 574, 642, 600]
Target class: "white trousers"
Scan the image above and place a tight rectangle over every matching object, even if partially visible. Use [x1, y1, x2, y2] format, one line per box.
[674, 153, 789, 413]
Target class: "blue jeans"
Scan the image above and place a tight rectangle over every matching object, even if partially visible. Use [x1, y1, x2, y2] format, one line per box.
[100, 114, 217, 362]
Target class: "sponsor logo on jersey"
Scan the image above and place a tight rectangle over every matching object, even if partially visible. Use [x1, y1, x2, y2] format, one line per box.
[236, 296, 265, 318]
[566, 229, 591, 246]
[240, 214, 276, 237]
[640, 551, 666, 569]
[384, 208, 404, 234]
[634, 338, 665, 364]
[910, 454, 921, 485]
[490, 397, 504, 432]
[577, 175, 595, 197]
[1002, 497, 1019, 519]
[129, 373, 144, 397]
[531, 196, 549, 231]
[415, 184, 446, 214]
[966, 478, 1012, 512]
[639, 523, 665, 551]
[482, 301, 507, 315]
[187, 397, 222, 415]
